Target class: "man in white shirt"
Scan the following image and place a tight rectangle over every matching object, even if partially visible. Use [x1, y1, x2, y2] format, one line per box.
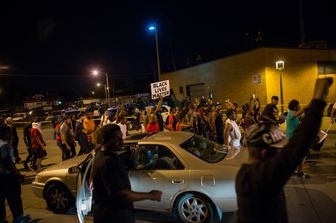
[117, 115, 128, 140]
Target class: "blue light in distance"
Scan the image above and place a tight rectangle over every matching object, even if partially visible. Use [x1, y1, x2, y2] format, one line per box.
[148, 26, 156, 31]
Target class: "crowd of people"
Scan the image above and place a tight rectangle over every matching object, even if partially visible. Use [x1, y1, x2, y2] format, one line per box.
[0, 77, 335, 223]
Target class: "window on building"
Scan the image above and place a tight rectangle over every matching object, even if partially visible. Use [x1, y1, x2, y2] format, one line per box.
[318, 61, 336, 74]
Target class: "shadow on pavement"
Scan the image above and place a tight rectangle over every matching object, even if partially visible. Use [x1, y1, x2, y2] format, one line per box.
[286, 186, 336, 223]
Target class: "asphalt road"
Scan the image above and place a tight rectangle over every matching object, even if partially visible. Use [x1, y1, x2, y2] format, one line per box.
[4, 126, 336, 223]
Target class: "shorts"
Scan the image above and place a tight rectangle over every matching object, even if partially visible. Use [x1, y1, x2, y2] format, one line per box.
[32, 147, 44, 159]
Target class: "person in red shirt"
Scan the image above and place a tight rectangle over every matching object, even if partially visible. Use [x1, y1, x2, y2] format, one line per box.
[30, 120, 46, 171]
[146, 115, 160, 132]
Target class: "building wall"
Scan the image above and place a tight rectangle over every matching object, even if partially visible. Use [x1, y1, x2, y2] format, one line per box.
[162, 48, 268, 105]
[264, 48, 336, 108]
[162, 48, 336, 107]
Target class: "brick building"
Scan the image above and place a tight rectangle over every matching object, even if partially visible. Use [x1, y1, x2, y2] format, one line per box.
[161, 47, 336, 108]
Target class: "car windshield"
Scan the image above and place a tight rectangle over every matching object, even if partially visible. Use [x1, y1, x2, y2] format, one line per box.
[180, 135, 227, 163]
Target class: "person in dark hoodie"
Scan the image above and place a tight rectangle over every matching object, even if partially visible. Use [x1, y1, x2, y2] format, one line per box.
[92, 124, 162, 223]
[235, 78, 332, 223]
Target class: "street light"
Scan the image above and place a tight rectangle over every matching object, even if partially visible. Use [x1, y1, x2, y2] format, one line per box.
[96, 83, 101, 87]
[275, 60, 285, 113]
[148, 24, 161, 82]
[91, 91, 95, 95]
[92, 70, 111, 106]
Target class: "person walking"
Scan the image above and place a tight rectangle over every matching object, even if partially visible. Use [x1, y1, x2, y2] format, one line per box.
[23, 121, 33, 170]
[60, 115, 76, 160]
[261, 96, 279, 123]
[5, 117, 20, 163]
[83, 112, 96, 149]
[235, 78, 332, 223]
[30, 119, 46, 171]
[117, 115, 128, 140]
[224, 109, 241, 149]
[92, 124, 162, 223]
[55, 121, 66, 161]
[286, 99, 309, 178]
[146, 114, 160, 133]
[0, 125, 30, 223]
[100, 110, 110, 127]
[209, 105, 224, 144]
[75, 113, 91, 155]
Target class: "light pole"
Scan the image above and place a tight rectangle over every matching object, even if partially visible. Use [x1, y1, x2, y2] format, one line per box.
[148, 24, 161, 82]
[92, 70, 111, 106]
[275, 60, 285, 113]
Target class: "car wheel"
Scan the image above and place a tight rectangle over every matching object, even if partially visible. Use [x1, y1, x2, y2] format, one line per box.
[176, 193, 216, 223]
[45, 184, 73, 214]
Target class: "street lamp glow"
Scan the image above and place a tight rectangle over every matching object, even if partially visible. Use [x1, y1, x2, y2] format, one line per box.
[275, 60, 285, 70]
[96, 83, 101, 87]
[91, 91, 95, 95]
[148, 26, 156, 31]
[147, 23, 161, 81]
[275, 60, 285, 113]
[92, 70, 99, 76]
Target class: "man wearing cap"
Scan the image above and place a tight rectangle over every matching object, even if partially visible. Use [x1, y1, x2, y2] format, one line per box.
[60, 115, 76, 160]
[235, 78, 332, 223]
[261, 96, 279, 122]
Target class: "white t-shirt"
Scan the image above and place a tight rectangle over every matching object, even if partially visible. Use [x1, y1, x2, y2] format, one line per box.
[118, 123, 127, 140]
[225, 119, 241, 148]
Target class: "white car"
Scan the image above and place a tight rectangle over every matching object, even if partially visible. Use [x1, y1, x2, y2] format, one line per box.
[32, 132, 247, 223]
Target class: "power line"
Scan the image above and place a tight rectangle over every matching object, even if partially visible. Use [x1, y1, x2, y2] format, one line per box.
[0, 73, 153, 78]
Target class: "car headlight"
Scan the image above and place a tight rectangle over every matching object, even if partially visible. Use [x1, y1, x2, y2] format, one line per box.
[68, 166, 80, 174]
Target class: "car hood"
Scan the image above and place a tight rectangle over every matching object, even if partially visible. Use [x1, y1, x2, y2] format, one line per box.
[40, 154, 90, 173]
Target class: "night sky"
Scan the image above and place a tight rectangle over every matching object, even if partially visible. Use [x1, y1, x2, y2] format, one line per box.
[0, 0, 334, 106]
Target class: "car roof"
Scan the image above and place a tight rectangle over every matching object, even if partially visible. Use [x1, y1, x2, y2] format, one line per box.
[139, 131, 193, 146]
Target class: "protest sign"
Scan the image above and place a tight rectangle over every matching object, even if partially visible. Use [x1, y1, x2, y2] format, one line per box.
[150, 80, 170, 99]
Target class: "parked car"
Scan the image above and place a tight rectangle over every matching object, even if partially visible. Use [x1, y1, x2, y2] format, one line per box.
[12, 112, 28, 122]
[32, 132, 247, 222]
[27, 109, 48, 121]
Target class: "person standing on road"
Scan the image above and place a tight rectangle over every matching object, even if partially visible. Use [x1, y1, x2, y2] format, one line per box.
[23, 121, 33, 170]
[154, 96, 164, 131]
[83, 112, 96, 149]
[117, 115, 128, 140]
[286, 99, 310, 178]
[60, 115, 76, 160]
[209, 105, 224, 144]
[75, 113, 90, 155]
[146, 114, 160, 133]
[0, 125, 30, 223]
[261, 96, 279, 122]
[100, 110, 110, 127]
[224, 109, 241, 149]
[235, 78, 332, 223]
[55, 121, 66, 160]
[92, 124, 162, 223]
[30, 119, 47, 171]
[5, 117, 21, 164]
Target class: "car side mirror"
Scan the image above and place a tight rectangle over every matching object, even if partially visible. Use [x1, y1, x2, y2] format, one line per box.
[136, 164, 145, 170]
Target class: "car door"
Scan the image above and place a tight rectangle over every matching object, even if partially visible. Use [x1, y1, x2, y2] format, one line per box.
[129, 144, 189, 211]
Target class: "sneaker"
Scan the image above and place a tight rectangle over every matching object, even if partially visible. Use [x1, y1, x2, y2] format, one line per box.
[296, 172, 311, 179]
[12, 215, 30, 223]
